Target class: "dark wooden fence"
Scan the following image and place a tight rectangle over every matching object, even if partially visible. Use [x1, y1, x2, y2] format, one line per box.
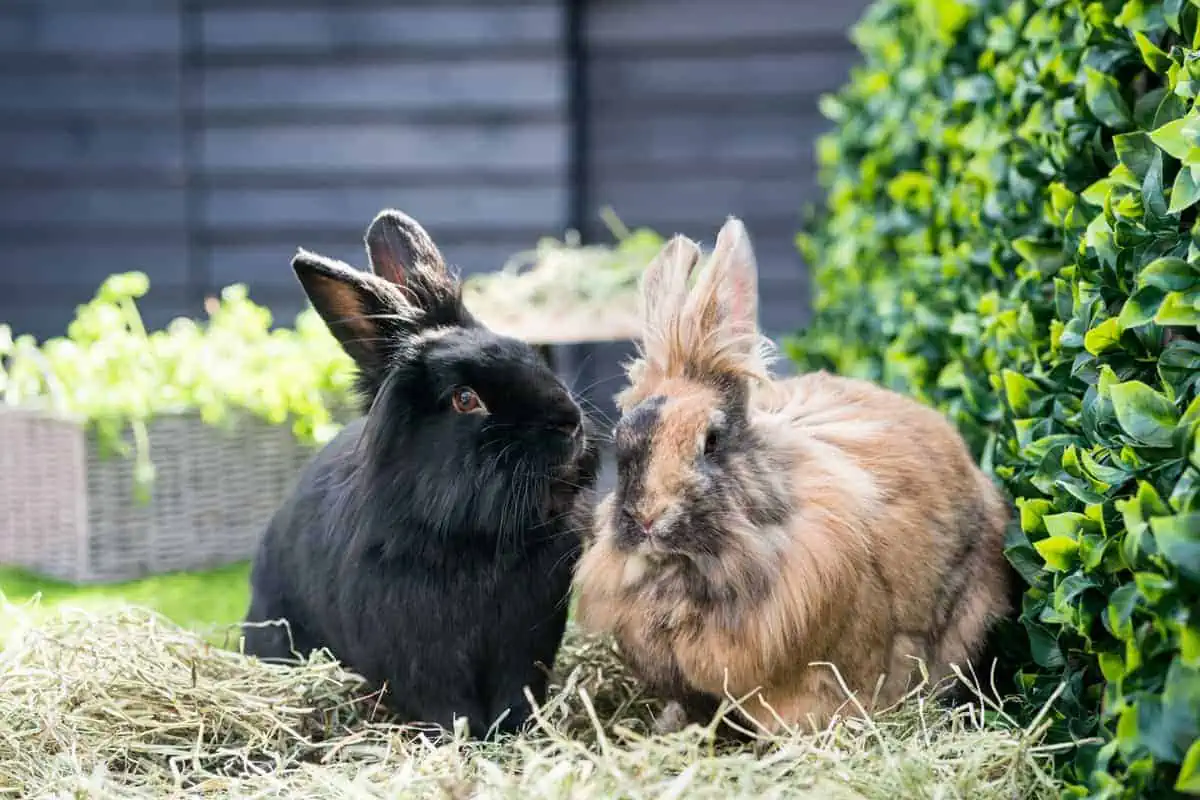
[0, 0, 867, 378]
[0, 0, 571, 338]
[581, 0, 864, 334]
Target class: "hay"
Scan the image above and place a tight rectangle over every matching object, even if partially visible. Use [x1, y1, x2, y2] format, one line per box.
[0, 603, 1072, 799]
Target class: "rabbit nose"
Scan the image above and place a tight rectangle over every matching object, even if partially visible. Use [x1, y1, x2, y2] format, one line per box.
[554, 419, 581, 438]
[629, 510, 656, 534]
[550, 407, 582, 437]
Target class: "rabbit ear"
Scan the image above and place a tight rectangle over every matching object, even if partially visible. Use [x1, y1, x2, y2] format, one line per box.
[684, 216, 759, 351]
[365, 208, 444, 282]
[292, 248, 418, 380]
[640, 234, 702, 358]
[699, 216, 759, 338]
[363, 209, 464, 323]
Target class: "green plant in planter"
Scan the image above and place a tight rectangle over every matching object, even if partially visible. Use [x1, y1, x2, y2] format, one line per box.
[0, 272, 357, 501]
[790, 0, 1199, 796]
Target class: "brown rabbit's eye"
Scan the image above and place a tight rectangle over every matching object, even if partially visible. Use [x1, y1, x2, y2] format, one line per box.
[703, 428, 721, 456]
[451, 387, 484, 414]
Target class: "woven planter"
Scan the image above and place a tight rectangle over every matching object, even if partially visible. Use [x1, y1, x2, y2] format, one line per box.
[0, 407, 321, 584]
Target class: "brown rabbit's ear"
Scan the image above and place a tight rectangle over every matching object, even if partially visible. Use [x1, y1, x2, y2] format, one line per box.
[710, 216, 759, 337]
[292, 248, 417, 380]
[682, 216, 759, 357]
[689, 216, 759, 340]
[640, 234, 702, 358]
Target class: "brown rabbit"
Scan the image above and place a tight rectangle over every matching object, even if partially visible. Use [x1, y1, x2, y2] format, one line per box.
[572, 217, 1013, 735]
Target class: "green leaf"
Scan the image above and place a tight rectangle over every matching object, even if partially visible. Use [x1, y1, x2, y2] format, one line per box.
[1109, 380, 1181, 447]
[1044, 511, 1088, 540]
[1138, 481, 1173, 517]
[1002, 370, 1040, 415]
[1156, 94, 1189, 136]
[1085, 67, 1135, 129]
[1018, 497, 1055, 534]
[1155, 662, 1200, 762]
[1034, 535, 1080, 571]
[1012, 237, 1066, 272]
[1141, 256, 1200, 291]
[1151, 117, 1194, 160]
[1084, 317, 1123, 354]
[1150, 513, 1200, 580]
[1144, 149, 1170, 218]
[1026, 622, 1067, 669]
[1166, 0, 1186, 33]
[1119, 285, 1168, 329]
[1117, 131, 1160, 179]
[99, 271, 150, 300]
[1134, 31, 1173, 72]
[1170, 164, 1200, 212]
[1099, 651, 1126, 682]
[1178, 738, 1200, 794]
[1183, 391, 1200, 428]
[1108, 584, 1141, 642]
[1156, 291, 1200, 325]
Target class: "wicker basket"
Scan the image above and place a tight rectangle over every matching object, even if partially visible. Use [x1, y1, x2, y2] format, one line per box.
[0, 406, 320, 583]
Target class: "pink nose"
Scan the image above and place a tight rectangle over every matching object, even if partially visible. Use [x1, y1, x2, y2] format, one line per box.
[625, 506, 657, 534]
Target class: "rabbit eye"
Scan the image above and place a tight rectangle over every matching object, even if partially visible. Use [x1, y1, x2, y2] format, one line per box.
[451, 386, 485, 414]
[703, 428, 720, 457]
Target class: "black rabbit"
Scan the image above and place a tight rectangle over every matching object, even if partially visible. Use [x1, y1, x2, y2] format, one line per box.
[242, 209, 600, 739]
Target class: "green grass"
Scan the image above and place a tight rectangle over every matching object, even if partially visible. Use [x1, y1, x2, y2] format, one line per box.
[0, 561, 251, 638]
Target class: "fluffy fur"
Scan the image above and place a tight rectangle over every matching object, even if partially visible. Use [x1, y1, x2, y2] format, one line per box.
[573, 218, 1014, 735]
[243, 209, 599, 739]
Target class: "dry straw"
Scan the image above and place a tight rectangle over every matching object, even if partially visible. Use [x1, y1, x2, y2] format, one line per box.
[0, 600, 1072, 799]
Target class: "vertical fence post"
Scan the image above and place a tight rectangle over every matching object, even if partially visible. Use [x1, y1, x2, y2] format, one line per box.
[565, 0, 589, 243]
[552, 0, 597, 404]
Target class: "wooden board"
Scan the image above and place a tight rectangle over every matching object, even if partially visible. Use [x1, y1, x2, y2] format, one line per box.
[582, 0, 868, 336]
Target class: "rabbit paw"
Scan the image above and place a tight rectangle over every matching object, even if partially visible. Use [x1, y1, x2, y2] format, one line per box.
[653, 701, 690, 735]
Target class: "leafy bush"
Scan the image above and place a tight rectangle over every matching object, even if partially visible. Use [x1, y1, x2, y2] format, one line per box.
[0, 273, 356, 497]
[790, 0, 1199, 796]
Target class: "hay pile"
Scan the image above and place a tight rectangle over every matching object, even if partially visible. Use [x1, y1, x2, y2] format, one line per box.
[0, 605, 1070, 799]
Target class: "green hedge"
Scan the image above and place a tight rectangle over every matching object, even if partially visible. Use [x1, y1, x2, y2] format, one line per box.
[790, 0, 1199, 796]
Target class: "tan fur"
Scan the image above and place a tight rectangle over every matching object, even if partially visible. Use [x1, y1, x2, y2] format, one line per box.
[574, 218, 1012, 734]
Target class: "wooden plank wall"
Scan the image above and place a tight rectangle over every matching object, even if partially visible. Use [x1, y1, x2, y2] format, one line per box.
[0, 0, 569, 340]
[195, 0, 569, 326]
[0, 2, 192, 339]
[582, 0, 868, 336]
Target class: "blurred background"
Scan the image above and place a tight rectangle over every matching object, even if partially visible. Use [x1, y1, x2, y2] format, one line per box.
[0, 0, 868, 406]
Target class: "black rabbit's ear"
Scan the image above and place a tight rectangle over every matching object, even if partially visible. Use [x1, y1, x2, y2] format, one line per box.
[292, 248, 417, 379]
[365, 208, 444, 282]
[363, 209, 464, 324]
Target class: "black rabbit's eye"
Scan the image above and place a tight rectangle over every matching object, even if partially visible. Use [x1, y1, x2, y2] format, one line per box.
[703, 428, 720, 456]
[451, 386, 484, 414]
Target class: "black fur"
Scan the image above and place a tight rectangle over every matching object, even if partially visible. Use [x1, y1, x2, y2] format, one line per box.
[243, 210, 600, 739]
